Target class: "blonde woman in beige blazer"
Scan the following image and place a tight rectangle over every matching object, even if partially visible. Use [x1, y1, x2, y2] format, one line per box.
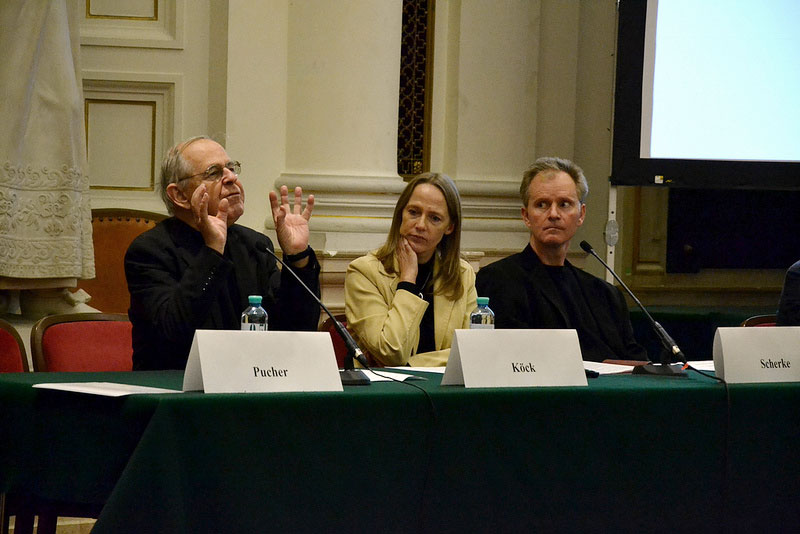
[345, 173, 477, 367]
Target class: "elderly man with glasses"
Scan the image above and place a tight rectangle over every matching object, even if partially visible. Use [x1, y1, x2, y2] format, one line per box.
[124, 136, 320, 370]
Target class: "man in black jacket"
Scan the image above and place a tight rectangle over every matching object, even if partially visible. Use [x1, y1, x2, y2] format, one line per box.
[777, 260, 800, 326]
[476, 157, 646, 362]
[125, 136, 320, 370]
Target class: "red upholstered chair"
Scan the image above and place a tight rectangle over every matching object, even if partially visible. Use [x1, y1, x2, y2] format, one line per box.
[319, 314, 378, 368]
[0, 318, 29, 372]
[19, 313, 130, 533]
[30, 313, 133, 372]
[75, 208, 166, 314]
[0, 322, 33, 533]
[0, 319, 35, 533]
[740, 314, 778, 327]
[319, 314, 350, 369]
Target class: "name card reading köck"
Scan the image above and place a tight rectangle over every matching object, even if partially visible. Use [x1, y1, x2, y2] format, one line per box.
[442, 329, 587, 388]
[713, 327, 800, 384]
[183, 330, 343, 393]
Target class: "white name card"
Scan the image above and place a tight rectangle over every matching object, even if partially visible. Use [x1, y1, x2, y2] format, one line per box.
[182, 330, 343, 393]
[713, 327, 800, 384]
[441, 329, 587, 388]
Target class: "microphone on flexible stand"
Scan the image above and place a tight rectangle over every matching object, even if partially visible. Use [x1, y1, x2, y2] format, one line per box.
[255, 242, 371, 385]
[579, 240, 687, 377]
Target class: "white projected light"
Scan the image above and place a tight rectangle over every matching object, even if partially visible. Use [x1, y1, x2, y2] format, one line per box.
[640, 0, 800, 162]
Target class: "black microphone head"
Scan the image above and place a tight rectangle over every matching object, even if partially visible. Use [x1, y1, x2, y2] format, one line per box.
[255, 241, 269, 253]
[579, 240, 593, 253]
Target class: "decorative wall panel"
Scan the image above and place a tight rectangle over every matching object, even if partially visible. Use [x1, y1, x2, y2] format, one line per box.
[85, 99, 155, 190]
[87, 0, 157, 20]
[81, 0, 184, 49]
[83, 72, 179, 211]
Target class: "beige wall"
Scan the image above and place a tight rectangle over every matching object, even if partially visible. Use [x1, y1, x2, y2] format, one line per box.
[81, 0, 209, 212]
[77, 0, 649, 309]
[429, 0, 618, 277]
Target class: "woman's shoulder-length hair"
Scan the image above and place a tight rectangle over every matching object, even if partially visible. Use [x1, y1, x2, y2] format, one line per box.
[375, 172, 465, 299]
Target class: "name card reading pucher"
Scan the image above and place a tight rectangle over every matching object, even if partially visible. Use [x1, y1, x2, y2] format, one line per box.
[253, 366, 289, 378]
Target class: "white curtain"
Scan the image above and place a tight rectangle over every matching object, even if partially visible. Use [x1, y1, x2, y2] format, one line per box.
[0, 0, 94, 281]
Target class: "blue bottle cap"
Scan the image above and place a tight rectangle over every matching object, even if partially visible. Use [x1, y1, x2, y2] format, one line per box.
[248, 295, 263, 305]
[477, 297, 490, 306]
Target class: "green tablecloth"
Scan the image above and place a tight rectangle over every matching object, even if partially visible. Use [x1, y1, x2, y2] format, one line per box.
[0, 371, 797, 533]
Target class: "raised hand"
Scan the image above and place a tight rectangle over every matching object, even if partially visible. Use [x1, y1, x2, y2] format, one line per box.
[270, 185, 314, 256]
[191, 183, 229, 254]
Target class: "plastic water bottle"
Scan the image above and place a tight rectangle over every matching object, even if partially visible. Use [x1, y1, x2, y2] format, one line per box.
[241, 295, 268, 331]
[470, 297, 495, 329]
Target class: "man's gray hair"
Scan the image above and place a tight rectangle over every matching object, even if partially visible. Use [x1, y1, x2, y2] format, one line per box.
[519, 157, 589, 205]
[159, 135, 210, 214]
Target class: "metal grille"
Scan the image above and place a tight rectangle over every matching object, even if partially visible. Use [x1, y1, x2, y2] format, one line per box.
[397, 0, 434, 178]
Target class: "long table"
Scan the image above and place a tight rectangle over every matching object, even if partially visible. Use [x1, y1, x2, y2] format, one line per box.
[1, 370, 798, 533]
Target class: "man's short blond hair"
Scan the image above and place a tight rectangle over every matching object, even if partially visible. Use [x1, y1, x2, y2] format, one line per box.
[519, 157, 589, 206]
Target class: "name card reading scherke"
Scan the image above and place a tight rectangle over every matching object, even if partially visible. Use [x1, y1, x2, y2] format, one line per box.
[713, 327, 800, 384]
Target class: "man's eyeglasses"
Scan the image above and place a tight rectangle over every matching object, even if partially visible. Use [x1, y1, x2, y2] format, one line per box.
[179, 161, 241, 183]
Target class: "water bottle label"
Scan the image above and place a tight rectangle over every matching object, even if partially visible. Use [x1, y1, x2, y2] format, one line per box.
[241, 323, 267, 331]
[469, 324, 495, 330]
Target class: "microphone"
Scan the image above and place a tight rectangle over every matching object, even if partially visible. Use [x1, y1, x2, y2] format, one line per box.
[255, 242, 370, 385]
[579, 240, 687, 377]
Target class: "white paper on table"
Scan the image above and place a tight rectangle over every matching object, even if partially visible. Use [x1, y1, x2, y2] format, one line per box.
[686, 360, 715, 371]
[582, 360, 716, 375]
[361, 370, 427, 382]
[583, 362, 635, 375]
[389, 366, 446, 374]
[33, 382, 182, 397]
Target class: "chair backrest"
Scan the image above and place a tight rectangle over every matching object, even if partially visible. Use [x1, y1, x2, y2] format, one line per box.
[76, 208, 166, 314]
[740, 314, 778, 327]
[319, 314, 350, 369]
[319, 315, 378, 368]
[31, 313, 133, 372]
[0, 318, 29, 372]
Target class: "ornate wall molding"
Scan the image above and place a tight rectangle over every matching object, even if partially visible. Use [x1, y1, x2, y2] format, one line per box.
[81, 0, 185, 49]
[82, 71, 180, 212]
[276, 172, 524, 230]
[85, 98, 157, 191]
[271, 171, 529, 258]
[398, 0, 434, 177]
